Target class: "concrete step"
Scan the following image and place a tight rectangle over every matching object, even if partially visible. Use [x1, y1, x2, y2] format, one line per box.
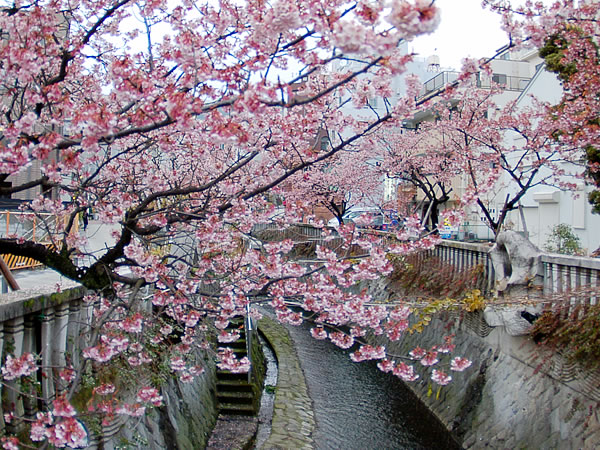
[216, 370, 249, 382]
[216, 380, 254, 393]
[217, 402, 256, 416]
[223, 339, 247, 350]
[217, 391, 254, 405]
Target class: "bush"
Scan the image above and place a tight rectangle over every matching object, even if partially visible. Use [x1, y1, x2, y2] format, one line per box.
[532, 301, 600, 369]
[544, 223, 584, 255]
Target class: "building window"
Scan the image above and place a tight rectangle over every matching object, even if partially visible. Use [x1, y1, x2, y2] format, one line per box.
[492, 73, 507, 86]
[320, 136, 329, 151]
[367, 97, 378, 108]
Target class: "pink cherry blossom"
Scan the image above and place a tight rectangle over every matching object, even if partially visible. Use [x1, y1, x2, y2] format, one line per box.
[52, 396, 77, 417]
[2, 353, 37, 380]
[120, 313, 143, 333]
[377, 359, 394, 373]
[350, 345, 386, 362]
[116, 404, 146, 417]
[392, 362, 419, 382]
[170, 357, 186, 372]
[431, 369, 452, 386]
[310, 327, 328, 340]
[94, 384, 116, 395]
[420, 350, 439, 367]
[59, 368, 76, 383]
[329, 332, 355, 349]
[47, 418, 88, 448]
[1, 437, 19, 450]
[217, 330, 241, 343]
[450, 357, 473, 372]
[409, 347, 426, 360]
[137, 387, 163, 407]
[1, 3, 588, 446]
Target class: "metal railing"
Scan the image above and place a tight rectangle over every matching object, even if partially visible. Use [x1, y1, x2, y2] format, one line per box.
[417, 71, 531, 101]
[0, 211, 79, 271]
[419, 71, 459, 100]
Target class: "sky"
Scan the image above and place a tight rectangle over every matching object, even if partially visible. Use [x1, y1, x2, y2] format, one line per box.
[410, 0, 510, 70]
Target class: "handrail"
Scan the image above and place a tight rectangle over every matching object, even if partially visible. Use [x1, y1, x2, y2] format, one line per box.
[0, 255, 20, 291]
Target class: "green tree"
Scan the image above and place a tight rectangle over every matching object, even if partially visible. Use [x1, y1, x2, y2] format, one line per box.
[544, 223, 584, 255]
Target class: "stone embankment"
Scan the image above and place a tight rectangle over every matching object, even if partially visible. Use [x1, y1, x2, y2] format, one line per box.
[371, 307, 600, 449]
[257, 316, 316, 449]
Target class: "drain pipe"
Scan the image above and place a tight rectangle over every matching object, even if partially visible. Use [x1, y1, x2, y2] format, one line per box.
[0, 255, 20, 292]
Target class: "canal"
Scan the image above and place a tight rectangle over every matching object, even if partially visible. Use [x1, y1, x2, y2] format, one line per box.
[283, 321, 460, 449]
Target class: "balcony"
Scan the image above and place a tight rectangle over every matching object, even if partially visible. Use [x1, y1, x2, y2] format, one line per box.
[418, 71, 459, 101]
[417, 71, 531, 102]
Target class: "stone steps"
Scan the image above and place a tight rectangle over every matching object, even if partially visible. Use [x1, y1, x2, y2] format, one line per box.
[215, 401, 256, 416]
[217, 390, 254, 405]
[217, 370, 248, 381]
[216, 379, 255, 393]
[215, 319, 258, 416]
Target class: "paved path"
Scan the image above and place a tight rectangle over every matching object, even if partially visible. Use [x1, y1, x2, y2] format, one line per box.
[258, 316, 315, 449]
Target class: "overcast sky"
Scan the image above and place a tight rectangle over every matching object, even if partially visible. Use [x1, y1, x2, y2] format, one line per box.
[410, 0, 509, 70]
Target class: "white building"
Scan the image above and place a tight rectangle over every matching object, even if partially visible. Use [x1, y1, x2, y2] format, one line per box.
[417, 47, 600, 254]
[500, 66, 600, 254]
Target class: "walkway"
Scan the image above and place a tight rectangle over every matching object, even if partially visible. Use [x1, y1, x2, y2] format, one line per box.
[258, 316, 315, 449]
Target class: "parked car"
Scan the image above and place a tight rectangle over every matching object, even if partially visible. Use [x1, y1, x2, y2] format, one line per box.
[327, 208, 374, 227]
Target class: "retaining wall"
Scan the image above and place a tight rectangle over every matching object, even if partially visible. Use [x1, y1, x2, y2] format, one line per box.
[367, 280, 600, 449]
[0, 285, 218, 449]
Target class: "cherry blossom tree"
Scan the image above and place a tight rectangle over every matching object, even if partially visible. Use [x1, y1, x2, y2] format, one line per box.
[2, 0, 598, 445]
[483, 0, 600, 223]
[393, 54, 587, 237]
[0, 0, 477, 446]
[431, 82, 583, 235]
[280, 139, 384, 225]
[377, 124, 461, 231]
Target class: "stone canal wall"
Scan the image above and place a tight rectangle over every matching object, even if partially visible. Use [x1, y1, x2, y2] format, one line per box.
[113, 353, 218, 449]
[370, 306, 600, 449]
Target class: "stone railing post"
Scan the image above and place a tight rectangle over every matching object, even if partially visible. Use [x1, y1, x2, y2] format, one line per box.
[53, 303, 70, 394]
[0, 286, 87, 432]
[22, 315, 37, 419]
[40, 307, 56, 402]
[0, 323, 4, 430]
[3, 316, 25, 430]
[67, 300, 83, 369]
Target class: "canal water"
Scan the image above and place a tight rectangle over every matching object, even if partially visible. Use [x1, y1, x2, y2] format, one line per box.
[284, 321, 460, 450]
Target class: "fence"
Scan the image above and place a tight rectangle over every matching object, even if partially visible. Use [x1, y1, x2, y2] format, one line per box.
[0, 211, 77, 271]
[0, 285, 89, 432]
[432, 240, 600, 310]
[432, 240, 496, 294]
[252, 224, 600, 305]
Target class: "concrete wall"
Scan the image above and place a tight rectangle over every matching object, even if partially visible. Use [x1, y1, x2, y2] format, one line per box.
[110, 358, 218, 449]
[368, 280, 600, 448]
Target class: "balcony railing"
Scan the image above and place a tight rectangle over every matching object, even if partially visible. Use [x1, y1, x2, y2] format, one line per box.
[418, 71, 459, 101]
[417, 71, 532, 102]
